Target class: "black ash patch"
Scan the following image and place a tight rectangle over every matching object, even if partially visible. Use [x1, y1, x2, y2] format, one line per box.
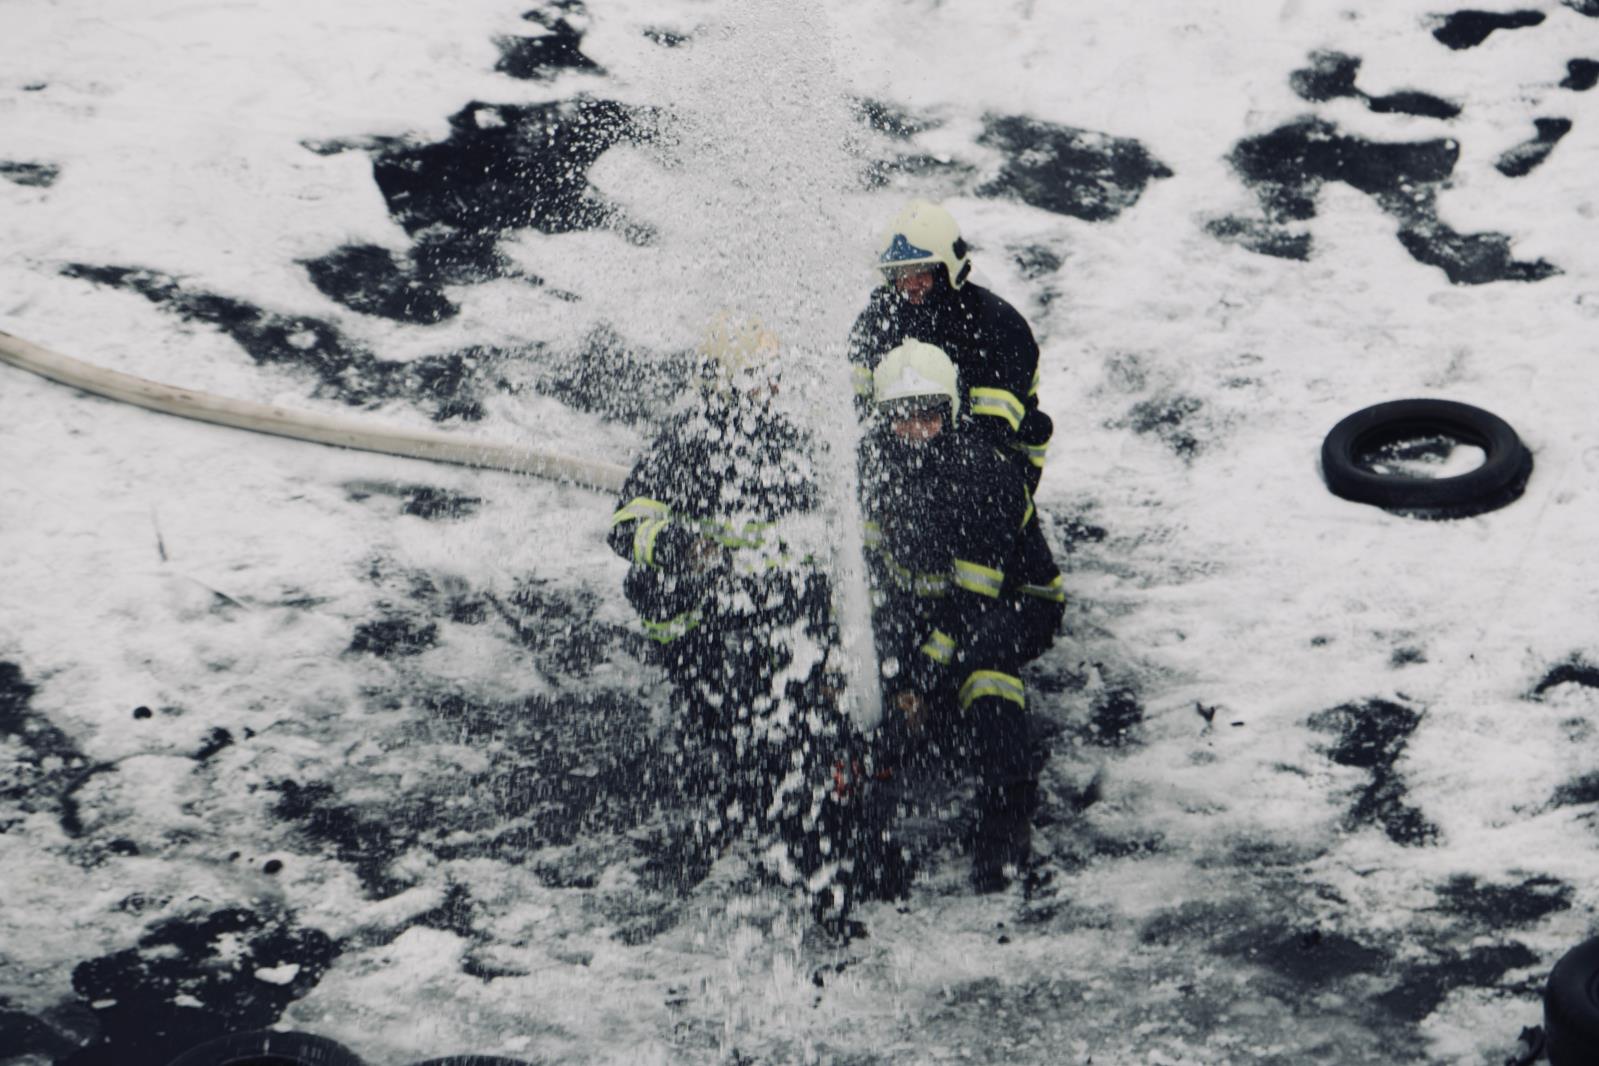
[1223, 116, 1558, 283]
[0, 662, 96, 833]
[0, 160, 60, 187]
[413, 687, 662, 861]
[194, 727, 234, 761]
[0, 1009, 79, 1061]
[1309, 698, 1439, 846]
[1563, 59, 1599, 90]
[346, 478, 484, 521]
[495, 20, 602, 79]
[643, 27, 688, 47]
[853, 98, 937, 140]
[1205, 216, 1311, 261]
[977, 115, 1172, 222]
[1289, 51, 1461, 119]
[1496, 117, 1572, 177]
[1433, 874, 1573, 927]
[491, 577, 636, 681]
[271, 779, 419, 897]
[67, 907, 337, 1066]
[1042, 508, 1107, 555]
[61, 263, 515, 419]
[1366, 90, 1463, 119]
[1290, 50, 1361, 101]
[1432, 10, 1545, 50]
[1552, 772, 1599, 808]
[1566, 0, 1599, 14]
[538, 325, 691, 425]
[862, 152, 977, 191]
[1223, 924, 1389, 987]
[1373, 942, 1538, 1021]
[371, 97, 641, 248]
[401, 486, 482, 520]
[1011, 244, 1063, 279]
[1396, 223, 1559, 284]
[1084, 686, 1143, 748]
[1119, 394, 1206, 459]
[348, 615, 439, 657]
[303, 243, 459, 324]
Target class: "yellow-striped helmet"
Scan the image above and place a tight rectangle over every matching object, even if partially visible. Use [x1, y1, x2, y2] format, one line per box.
[877, 199, 972, 290]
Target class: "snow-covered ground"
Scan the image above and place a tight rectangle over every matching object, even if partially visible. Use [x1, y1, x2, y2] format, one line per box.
[3, 0, 1598, 1063]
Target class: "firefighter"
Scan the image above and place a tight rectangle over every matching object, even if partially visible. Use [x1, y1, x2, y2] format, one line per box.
[859, 339, 1066, 892]
[848, 199, 1054, 491]
[607, 315, 851, 907]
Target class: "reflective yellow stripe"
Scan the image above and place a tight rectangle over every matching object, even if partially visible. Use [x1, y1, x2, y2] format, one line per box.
[920, 629, 956, 665]
[953, 558, 1004, 598]
[1013, 439, 1049, 468]
[882, 553, 950, 597]
[641, 610, 701, 644]
[634, 517, 668, 568]
[851, 365, 875, 397]
[1021, 490, 1035, 529]
[958, 670, 1025, 710]
[863, 520, 883, 549]
[1029, 368, 1040, 398]
[1019, 574, 1066, 603]
[611, 496, 670, 527]
[969, 387, 1024, 432]
[697, 517, 768, 549]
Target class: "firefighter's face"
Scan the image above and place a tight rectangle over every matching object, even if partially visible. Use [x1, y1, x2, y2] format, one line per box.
[889, 267, 937, 305]
[889, 407, 945, 443]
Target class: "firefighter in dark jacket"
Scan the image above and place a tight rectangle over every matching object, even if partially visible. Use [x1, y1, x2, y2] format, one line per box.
[848, 199, 1054, 490]
[860, 339, 1066, 892]
[607, 316, 849, 904]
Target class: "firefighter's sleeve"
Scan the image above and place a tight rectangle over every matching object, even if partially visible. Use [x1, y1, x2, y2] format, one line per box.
[970, 300, 1053, 478]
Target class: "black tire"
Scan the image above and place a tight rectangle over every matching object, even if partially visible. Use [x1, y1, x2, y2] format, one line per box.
[1320, 399, 1533, 518]
[1546, 937, 1599, 1066]
[165, 1031, 365, 1066]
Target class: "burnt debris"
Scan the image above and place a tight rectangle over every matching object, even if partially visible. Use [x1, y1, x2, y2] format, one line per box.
[0, 160, 60, 187]
[1432, 10, 1545, 50]
[1495, 117, 1573, 177]
[1310, 698, 1439, 846]
[372, 97, 640, 244]
[302, 243, 460, 324]
[61, 263, 514, 419]
[1290, 51, 1461, 119]
[977, 114, 1172, 221]
[1561, 59, 1599, 90]
[1217, 116, 1558, 283]
[66, 907, 337, 1066]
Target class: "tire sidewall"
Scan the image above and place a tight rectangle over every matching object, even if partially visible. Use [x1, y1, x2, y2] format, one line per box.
[1545, 937, 1599, 1066]
[165, 1030, 365, 1066]
[1321, 398, 1533, 518]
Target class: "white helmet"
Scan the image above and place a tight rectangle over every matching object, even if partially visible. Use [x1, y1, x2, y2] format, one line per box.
[877, 199, 972, 290]
[873, 339, 960, 422]
[698, 312, 779, 391]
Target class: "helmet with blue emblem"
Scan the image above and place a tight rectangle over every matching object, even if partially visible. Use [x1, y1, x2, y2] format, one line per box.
[877, 199, 972, 290]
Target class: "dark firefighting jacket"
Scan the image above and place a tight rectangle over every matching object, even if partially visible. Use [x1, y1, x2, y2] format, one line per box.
[859, 429, 1064, 714]
[847, 279, 1053, 475]
[608, 393, 824, 648]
